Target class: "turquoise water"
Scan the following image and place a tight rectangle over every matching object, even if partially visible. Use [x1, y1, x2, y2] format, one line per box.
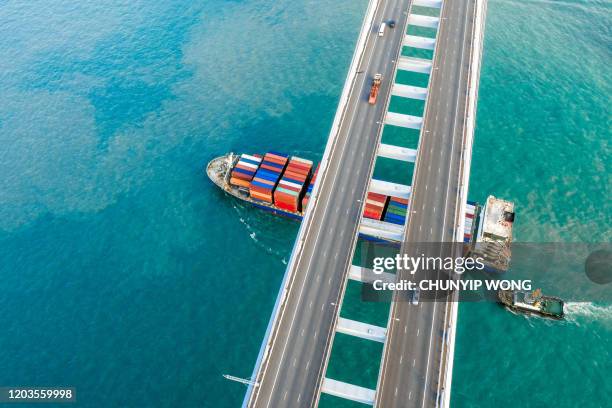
[0, 0, 609, 407]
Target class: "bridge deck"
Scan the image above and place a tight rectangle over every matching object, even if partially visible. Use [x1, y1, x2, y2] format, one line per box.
[375, 0, 485, 406]
[245, 0, 415, 406]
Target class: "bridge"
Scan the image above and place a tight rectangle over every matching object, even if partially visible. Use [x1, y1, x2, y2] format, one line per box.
[242, 0, 488, 406]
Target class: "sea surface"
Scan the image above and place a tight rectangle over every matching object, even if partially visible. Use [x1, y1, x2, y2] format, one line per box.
[0, 0, 610, 407]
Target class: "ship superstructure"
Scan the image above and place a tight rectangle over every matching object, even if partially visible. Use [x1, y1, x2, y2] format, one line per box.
[472, 195, 515, 272]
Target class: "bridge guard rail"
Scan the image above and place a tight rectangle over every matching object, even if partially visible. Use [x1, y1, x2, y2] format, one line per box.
[439, 0, 488, 407]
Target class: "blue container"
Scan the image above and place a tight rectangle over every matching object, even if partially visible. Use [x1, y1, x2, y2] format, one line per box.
[233, 167, 254, 176]
[250, 180, 274, 190]
[385, 214, 405, 223]
[390, 201, 408, 209]
[256, 169, 280, 180]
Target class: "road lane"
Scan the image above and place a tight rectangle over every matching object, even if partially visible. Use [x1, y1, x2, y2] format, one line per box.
[375, 0, 478, 406]
[246, 0, 414, 406]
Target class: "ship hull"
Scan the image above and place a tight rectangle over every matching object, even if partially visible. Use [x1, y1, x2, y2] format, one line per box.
[497, 290, 564, 319]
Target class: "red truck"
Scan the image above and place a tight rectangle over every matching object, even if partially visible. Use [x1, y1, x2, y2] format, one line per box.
[368, 73, 382, 104]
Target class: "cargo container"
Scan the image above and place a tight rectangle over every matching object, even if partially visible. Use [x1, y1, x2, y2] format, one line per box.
[383, 196, 409, 225]
[363, 192, 388, 220]
[274, 156, 312, 212]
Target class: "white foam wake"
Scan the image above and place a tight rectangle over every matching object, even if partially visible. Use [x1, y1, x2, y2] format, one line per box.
[564, 302, 612, 327]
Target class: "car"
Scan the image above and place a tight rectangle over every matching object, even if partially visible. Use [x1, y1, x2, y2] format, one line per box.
[388, 20, 396, 28]
[378, 22, 386, 37]
[412, 288, 420, 305]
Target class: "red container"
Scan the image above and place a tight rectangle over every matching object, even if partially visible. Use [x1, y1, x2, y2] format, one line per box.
[287, 162, 310, 173]
[230, 177, 251, 188]
[277, 183, 301, 193]
[283, 170, 307, 181]
[363, 211, 381, 220]
[250, 185, 273, 194]
[250, 190, 272, 202]
[252, 177, 275, 186]
[265, 153, 287, 162]
[231, 171, 251, 181]
[258, 163, 280, 172]
[368, 192, 386, 202]
[391, 197, 409, 205]
[264, 155, 287, 165]
[274, 191, 299, 204]
[276, 201, 296, 212]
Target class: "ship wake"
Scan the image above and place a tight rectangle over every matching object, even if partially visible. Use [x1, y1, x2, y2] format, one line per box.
[564, 302, 612, 327]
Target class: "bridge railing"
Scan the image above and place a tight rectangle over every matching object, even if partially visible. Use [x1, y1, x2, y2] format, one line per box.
[438, 0, 489, 406]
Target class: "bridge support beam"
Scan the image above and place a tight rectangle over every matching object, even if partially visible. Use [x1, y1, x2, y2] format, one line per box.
[369, 179, 412, 198]
[408, 14, 440, 29]
[359, 218, 406, 242]
[385, 112, 423, 129]
[413, 0, 442, 8]
[349, 265, 396, 284]
[378, 144, 417, 162]
[391, 83, 427, 100]
[337, 317, 387, 343]
[404, 35, 436, 50]
[397, 56, 432, 74]
[321, 378, 376, 405]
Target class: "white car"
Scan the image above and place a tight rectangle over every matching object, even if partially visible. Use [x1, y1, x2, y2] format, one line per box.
[412, 289, 420, 305]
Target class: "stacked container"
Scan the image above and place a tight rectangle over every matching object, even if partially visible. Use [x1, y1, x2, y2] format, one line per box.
[249, 152, 288, 203]
[274, 156, 313, 212]
[301, 164, 319, 212]
[464, 201, 476, 243]
[384, 196, 409, 225]
[230, 154, 262, 188]
[363, 192, 388, 220]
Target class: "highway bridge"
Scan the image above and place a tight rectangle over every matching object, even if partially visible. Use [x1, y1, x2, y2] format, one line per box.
[242, 0, 488, 406]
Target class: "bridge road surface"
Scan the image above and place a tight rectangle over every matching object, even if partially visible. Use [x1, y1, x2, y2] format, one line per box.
[246, 0, 413, 407]
[376, 0, 478, 406]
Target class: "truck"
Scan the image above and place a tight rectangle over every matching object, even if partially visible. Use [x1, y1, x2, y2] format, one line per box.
[368, 74, 382, 105]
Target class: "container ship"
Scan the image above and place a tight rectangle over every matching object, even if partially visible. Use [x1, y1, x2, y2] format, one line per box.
[206, 152, 512, 248]
[206, 152, 410, 242]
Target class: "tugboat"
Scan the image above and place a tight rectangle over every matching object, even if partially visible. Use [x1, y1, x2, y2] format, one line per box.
[498, 288, 564, 319]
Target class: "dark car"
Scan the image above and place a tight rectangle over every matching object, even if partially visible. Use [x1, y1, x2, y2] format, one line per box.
[388, 20, 396, 28]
